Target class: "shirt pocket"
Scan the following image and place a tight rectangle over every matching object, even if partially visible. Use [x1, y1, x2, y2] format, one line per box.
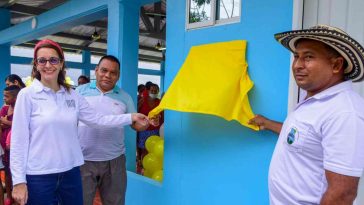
[283, 119, 311, 153]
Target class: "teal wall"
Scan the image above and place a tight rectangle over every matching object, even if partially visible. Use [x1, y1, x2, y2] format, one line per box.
[125, 0, 293, 204]
[0, 9, 10, 92]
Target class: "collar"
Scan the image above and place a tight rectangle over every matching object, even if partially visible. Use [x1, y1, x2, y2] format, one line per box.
[32, 79, 66, 93]
[310, 80, 352, 100]
[89, 81, 120, 94]
[296, 81, 352, 108]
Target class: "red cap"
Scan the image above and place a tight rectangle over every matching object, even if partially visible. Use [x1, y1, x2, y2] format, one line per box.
[34, 39, 64, 60]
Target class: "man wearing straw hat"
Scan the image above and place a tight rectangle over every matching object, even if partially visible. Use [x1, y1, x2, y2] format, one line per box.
[249, 25, 364, 204]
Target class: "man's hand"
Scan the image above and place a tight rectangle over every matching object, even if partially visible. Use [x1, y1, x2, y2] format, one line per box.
[13, 183, 28, 205]
[248, 114, 283, 134]
[131, 113, 149, 131]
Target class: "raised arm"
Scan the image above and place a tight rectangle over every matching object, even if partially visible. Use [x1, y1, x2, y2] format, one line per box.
[77, 92, 148, 128]
[248, 114, 282, 134]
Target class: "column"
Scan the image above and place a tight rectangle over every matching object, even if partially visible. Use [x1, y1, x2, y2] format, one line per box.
[107, 0, 140, 171]
[0, 8, 11, 92]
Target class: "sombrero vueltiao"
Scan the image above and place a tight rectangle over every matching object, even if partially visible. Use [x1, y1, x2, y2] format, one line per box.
[274, 25, 364, 82]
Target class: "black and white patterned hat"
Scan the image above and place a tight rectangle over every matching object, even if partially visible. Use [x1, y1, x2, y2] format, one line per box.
[275, 25, 364, 82]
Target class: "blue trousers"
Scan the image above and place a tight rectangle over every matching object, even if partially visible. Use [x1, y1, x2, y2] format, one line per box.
[26, 166, 83, 205]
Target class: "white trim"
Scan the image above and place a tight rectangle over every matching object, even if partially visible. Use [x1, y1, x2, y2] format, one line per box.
[186, 0, 214, 30]
[216, 16, 240, 25]
[186, 0, 241, 30]
[287, 0, 304, 113]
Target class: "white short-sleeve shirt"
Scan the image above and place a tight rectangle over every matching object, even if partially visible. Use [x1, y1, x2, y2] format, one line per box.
[269, 81, 364, 205]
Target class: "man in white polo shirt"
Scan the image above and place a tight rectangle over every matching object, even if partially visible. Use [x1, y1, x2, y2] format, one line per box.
[76, 55, 149, 205]
[249, 25, 364, 204]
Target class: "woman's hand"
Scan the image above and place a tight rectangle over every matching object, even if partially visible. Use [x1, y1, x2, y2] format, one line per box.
[149, 115, 161, 127]
[12, 183, 28, 205]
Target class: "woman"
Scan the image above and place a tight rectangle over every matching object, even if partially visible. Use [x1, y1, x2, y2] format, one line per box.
[137, 83, 163, 173]
[5, 74, 26, 88]
[10, 39, 149, 205]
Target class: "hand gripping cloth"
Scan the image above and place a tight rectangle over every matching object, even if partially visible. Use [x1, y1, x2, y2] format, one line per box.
[149, 40, 258, 130]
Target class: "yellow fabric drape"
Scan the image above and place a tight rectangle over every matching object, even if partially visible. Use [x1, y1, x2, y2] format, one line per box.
[149, 40, 258, 130]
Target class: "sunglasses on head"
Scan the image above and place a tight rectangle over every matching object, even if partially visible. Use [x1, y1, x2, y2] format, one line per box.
[36, 57, 62, 66]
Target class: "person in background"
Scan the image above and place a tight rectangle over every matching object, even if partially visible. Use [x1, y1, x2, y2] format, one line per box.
[142, 81, 153, 97]
[137, 83, 163, 173]
[0, 85, 20, 205]
[5, 74, 25, 88]
[137, 84, 145, 108]
[249, 25, 364, 205]
[77, 55, 149, 205]
[78, 75, 90, 86]
[10, 39, 150, 205]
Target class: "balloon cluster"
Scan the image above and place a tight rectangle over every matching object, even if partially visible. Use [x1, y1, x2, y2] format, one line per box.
[143, 135, 164, 182]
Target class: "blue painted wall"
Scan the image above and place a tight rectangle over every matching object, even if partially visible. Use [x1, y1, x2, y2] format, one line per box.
[126, 0, 293, 204]
[0, 9, 10, 92]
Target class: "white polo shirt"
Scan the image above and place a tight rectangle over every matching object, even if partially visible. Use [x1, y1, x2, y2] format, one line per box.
[76, 82, 136, 161]
[269, 81, 364, 205]
[11, 79, 132, 185]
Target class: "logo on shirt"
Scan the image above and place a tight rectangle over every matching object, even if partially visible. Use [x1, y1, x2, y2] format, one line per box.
[32, 97, 47, 101]
[287, 127, 298, 145]
[66, 100, 76, 108]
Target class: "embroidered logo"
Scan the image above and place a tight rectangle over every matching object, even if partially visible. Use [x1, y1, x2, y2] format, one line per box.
[32, 97, 47, 101]
[287, 127, 298, 145]
[66, 100, 76, 108]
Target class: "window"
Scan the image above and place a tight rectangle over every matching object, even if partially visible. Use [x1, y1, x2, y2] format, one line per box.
[187, 0, 241, 29]
[64, 52, 82, 63]
[66, 68, 83, 86]
[138, 61, 161, 71]
[138, 74, 161, 90]
[91, 55, 102, 64]
[11, 64, 32, 79]
[11, 46, 34, 58]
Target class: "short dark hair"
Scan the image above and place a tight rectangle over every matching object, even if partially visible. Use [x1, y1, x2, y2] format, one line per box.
[4, 85, 21, 97]
[145, 81, 154, 90]
[5, 74, 26, 88]
[78, 75, 90, 82]
[138, 84, 145, 92]
[98, 55, 121, 70]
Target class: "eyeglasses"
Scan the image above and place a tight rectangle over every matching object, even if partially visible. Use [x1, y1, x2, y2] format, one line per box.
[36, 57, 62, 66]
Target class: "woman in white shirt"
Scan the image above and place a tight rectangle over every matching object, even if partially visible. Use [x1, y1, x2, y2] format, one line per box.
[10, 39, 149, 205]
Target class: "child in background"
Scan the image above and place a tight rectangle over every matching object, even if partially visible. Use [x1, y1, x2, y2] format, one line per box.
[0, 85, 21, 205]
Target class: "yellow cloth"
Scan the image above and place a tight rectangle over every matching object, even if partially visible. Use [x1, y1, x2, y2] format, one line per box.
[149, 40, 258, 130]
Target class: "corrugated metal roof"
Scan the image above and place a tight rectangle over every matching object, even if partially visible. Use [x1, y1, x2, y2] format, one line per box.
[2, 0, 166, 62]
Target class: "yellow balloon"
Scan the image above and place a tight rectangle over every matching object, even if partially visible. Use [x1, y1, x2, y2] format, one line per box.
[152, 139, 164, 158]
[143, 169, 153, 178]
[142, 153, 162, 172]
[152, 170, 163, 182]
[145, 135, 161, 152]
